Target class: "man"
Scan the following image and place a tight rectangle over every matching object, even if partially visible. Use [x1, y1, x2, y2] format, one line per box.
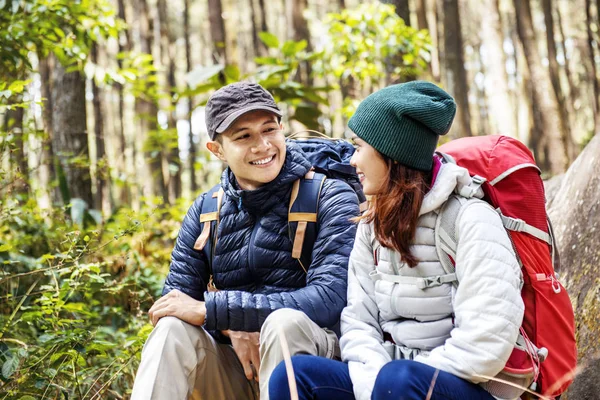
[131, 82, 360, 400]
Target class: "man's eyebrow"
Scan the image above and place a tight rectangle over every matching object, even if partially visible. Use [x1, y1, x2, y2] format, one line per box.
[262, 119, 278, 126]
[231, 126, 249, 134]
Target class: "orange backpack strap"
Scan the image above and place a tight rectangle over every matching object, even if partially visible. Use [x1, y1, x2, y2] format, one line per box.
[193, 185, 224, 283]
[289, 171, 326, 273]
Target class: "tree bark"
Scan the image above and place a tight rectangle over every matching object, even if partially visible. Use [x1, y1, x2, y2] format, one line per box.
[257, 0, 269, 57]
[514, 0, 567, 174]
[4, 96, 27, 193]
[381, 0, 411, 25]
[428, 0, 441, 81]
[480, 0, 516, 137]
[116, 0, 131, 205]
[291, 0, 313, 85]
[555, 1, 579, 161]
[137, 0, 168, 201]
[208, 0, 228, 65]
[442, 0, 472, 137]
[157, 0, 182, 203]
[51, 62, 93, 206]
[415, 0, 427, 31]
[90, 43, 111, 214]
[541, 0, 574, 164]
[249, 0, 263, 58]
[184, 0, 197, 193]
[38, 55, 57, 208]
[556, 3, 577, 103]
[585, 0, 600, 131]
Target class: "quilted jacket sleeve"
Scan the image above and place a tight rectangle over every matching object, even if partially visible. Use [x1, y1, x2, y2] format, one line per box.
[340, 222, 393, 400]
[203, 179, 360, 332]
[162, 193, 210, 300]
[415, 201, 524, 383]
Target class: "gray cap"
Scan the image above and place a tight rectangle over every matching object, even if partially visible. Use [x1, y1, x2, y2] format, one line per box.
[205, 82, 283, 140]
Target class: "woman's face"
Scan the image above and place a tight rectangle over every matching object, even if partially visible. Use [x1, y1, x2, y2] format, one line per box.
[350, 135, 389, 196]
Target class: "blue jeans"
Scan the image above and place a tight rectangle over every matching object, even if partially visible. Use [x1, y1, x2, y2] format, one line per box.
[269, 355, 495, 400]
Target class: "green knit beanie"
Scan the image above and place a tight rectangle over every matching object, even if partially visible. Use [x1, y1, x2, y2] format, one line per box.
[348, 81, 456, 171]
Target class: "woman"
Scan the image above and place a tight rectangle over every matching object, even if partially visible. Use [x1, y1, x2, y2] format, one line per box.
[268, 81, 524, 400]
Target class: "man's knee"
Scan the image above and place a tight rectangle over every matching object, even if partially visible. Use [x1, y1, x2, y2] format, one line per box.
[148, 316, 212, 349]
[260, 308, 311, 342]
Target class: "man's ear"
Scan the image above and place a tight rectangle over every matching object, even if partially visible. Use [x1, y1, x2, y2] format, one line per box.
[206, 141, 226, 162]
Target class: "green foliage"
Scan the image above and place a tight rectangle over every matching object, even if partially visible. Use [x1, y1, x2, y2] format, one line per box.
[180, 37, 332, 129]
[116, 52, 162, 104]
[0, 0, 120, 81]
[177, 3, 431, 130]
[0, 196, 187, 398]
[314, 2, 431, 116]
[318, 3, 431, 82]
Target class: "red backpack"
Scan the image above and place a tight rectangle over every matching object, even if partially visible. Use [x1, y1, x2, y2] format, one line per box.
[436, 135, 577, 399]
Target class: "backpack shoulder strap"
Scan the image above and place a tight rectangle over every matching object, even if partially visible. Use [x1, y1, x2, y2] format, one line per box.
[193, 184, 224, 278]
[289, 171, 326, 273]
[434, 194, 476, 288]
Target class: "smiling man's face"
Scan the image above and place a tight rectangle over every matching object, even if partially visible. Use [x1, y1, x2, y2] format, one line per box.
[207, 110, 286, 190]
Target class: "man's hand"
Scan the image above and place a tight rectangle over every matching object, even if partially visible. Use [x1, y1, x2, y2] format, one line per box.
[222, 330, 261, 382]
[148, 289, 206, 327]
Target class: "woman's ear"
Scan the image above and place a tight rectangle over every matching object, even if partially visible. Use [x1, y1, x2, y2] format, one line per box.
[206, 141, 226, 162]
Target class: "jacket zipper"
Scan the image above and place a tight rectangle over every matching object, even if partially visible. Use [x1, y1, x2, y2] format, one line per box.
[248, 217, 261, 275]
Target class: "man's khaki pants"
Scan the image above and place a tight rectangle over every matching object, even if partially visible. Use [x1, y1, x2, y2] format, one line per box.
[130, 308, 339, 400]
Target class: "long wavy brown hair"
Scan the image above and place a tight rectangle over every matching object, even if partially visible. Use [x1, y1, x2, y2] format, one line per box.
[359, 158, 433, 268]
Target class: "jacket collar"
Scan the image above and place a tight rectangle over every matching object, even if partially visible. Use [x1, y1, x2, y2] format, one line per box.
[420, 157, 474, 216]
[221, 142, 312, 214]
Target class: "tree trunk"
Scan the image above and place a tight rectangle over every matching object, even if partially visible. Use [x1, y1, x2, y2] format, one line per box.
[116, 0, 131, 205]
[442, 0, 472, 137]
[137, 0, 168, 202]
[4, 96, 27, 193]
[157, 0, 181, 204]
[184, 0, 197, 193]
[415, 0, 427, 31]
[513, 0, 567, 174]
[90, 43, 111, 214]
[51, 62, 93, 206]
[38, 55, 57, 208]
[257, 0, 269, 57]
[381, 0, 411, 25]
[480, 0, 516, 137]
[291, 0, 313, 85]
[585, 0, 600, 131]
[556, 3, 577, 103]
[541, 0, 574, 164]
[428, 0, 441, 81]
[555, 1, 579, 161]
[208, 0, 228, 65]
[249, 0, 263, 58]
[258, 0, 268, 33]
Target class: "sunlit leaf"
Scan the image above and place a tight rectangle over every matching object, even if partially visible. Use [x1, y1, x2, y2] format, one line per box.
[186, 64, 224, 88]
[259, 32, 280, 49]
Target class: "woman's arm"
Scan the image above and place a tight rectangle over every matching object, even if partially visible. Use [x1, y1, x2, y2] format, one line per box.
[340, 222, 393, 400]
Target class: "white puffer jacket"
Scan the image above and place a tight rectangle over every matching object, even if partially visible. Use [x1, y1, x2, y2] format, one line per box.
[340, 162, 525, 400]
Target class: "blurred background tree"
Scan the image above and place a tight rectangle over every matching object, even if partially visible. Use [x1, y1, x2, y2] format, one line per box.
[1, 0, 599, 398]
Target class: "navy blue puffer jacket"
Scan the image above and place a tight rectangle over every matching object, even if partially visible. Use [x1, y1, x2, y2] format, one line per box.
[163, 143, 360, 333]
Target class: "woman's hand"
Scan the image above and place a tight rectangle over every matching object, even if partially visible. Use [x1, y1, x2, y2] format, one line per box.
[148, 289, 206, 327]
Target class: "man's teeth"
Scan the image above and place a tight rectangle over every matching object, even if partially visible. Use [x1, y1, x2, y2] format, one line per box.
[251, 155, 274, 165]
